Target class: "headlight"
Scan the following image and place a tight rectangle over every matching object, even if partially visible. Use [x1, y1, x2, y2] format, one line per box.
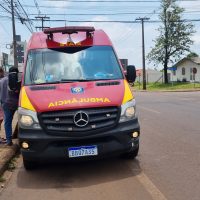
[20, 115, 33, 127]
[125, 107, 135, 118]
[119, 99, 136, 123]
[18, 107, 41, 129]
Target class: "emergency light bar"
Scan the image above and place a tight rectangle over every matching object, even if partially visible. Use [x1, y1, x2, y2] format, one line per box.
[44, 26, 95, 40]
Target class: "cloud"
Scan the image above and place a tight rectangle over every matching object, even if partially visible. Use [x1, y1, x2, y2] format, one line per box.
[79, 16, 158, 68]
[178, 2, 200, 11]
[0, 23, 12, 53]
[79, 16, 140, 66]
[42, 0, 70, 9]
[191, 26, 200, 49]
[192, 34, 200, 45]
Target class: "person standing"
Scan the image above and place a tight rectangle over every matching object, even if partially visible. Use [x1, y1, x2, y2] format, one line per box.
[0, 67, 6, 144]
[0, 67, 20, 146]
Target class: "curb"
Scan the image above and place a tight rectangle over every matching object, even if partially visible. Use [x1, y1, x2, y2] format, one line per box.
[0, 143, 19, 176]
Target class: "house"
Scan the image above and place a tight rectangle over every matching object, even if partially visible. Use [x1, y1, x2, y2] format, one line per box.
[169, 57, 200, 82]
[136, 69, 163, 83]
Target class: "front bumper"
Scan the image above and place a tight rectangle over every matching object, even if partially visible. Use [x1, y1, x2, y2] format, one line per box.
[19, 118, 140, 162]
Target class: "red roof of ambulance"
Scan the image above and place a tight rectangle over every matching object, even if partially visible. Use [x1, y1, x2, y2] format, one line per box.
[27, 29, 113, 50]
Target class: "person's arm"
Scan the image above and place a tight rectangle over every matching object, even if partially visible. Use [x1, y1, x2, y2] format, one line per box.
[0, 80, 2, 105]
[0, 78, 5, 106]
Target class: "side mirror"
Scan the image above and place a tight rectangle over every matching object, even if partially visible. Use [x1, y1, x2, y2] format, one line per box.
[8, 72, 18, 91]
[126, 65, 136, 83]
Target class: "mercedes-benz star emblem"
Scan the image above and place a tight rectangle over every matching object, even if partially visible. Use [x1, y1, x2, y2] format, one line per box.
[74, 111, 89, 127]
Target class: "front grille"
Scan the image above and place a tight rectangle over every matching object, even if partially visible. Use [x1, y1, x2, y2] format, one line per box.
[38, 107, 120, 135]
[96, 81, 120, 86]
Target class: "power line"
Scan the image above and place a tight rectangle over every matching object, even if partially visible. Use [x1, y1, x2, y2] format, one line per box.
[16, 0, 34, 32]
[44, 0, 200, 2]
[45, 0, 158, 1]
[18, 10, 200, 16]
[143, 6, 161, 19]
[1, 14, 199, 23]
[0, 4, 11, 14]
[13, 6, 32, 32]
[1, 0, 33, 32]
[28, 19, 200, 23]
[0, 2, 20, 18]
[35, 16, 50, 30]
[22, 4, 161, 9]
[26, 12, 160, 16]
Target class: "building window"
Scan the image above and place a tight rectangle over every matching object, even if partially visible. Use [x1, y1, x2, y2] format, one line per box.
[193, 67, 197, 74]
[190, 68, 197, 81]
[182, 67, 185, 75]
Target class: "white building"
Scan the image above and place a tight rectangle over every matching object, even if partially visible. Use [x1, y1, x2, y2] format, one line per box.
[169, 57, 200, 82]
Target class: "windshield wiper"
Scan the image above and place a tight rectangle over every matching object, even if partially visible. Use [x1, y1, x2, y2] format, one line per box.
[60, 79, 95, 82]
[33, 81, 62, 85]
[32, 79, 115, 85]
[95, 79, 115, 81]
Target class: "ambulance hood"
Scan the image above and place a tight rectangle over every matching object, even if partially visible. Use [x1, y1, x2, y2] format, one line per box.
[22, 80, 132, 113]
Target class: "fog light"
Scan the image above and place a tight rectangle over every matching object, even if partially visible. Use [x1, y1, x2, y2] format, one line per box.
[22, 142, 29, 149]
[132, 132, 139, 138]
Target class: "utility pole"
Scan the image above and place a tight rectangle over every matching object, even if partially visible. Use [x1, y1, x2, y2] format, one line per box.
[136, 17, 150, 90]
[35, 16, 50, 31]
[11, 0, 18, 68]
[164, 6, 169, 84]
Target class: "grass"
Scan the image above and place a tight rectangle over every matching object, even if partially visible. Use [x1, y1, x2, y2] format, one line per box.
[133, 82, 200, 91]
[7, 158, 17, 172]
[0, 176, 5, 183]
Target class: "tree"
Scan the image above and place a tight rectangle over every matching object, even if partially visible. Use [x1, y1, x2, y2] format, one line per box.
[187, 52, 198, 58]
[147, 0, 195, 83]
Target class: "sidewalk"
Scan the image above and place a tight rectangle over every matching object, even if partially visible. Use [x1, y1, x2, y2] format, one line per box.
[0, 113, 19, 176]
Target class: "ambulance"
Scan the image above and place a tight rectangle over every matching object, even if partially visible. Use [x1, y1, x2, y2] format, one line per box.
[12, 26, 140, 169]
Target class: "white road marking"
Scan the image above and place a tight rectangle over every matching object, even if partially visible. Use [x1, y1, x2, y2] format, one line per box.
[136, 172, 168, 200]
[137, 106, 161, 114]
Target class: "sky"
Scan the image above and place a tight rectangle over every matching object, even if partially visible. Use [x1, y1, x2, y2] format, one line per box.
[1, 0, 200, 69]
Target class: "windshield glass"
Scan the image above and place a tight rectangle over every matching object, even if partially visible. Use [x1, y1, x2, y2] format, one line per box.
[24, 46, 123, 85]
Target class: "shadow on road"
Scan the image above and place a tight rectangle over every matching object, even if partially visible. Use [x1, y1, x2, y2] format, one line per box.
[17, 157, 142, 190]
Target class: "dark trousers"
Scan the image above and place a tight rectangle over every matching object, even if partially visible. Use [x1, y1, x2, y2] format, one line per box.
[2, 104, 16, 144]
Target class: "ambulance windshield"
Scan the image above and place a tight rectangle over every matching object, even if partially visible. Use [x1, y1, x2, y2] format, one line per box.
[25, 46, 123, 85]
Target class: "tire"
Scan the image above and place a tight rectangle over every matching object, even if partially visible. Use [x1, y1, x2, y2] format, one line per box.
[123, 145, 139, 159]
[23, 158, 37, 170]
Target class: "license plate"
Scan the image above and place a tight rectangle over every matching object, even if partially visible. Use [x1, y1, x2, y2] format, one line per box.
[68, 145, 98, 158]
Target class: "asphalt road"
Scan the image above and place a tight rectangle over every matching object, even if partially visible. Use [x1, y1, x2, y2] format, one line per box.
[1, 91, 200, 200]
